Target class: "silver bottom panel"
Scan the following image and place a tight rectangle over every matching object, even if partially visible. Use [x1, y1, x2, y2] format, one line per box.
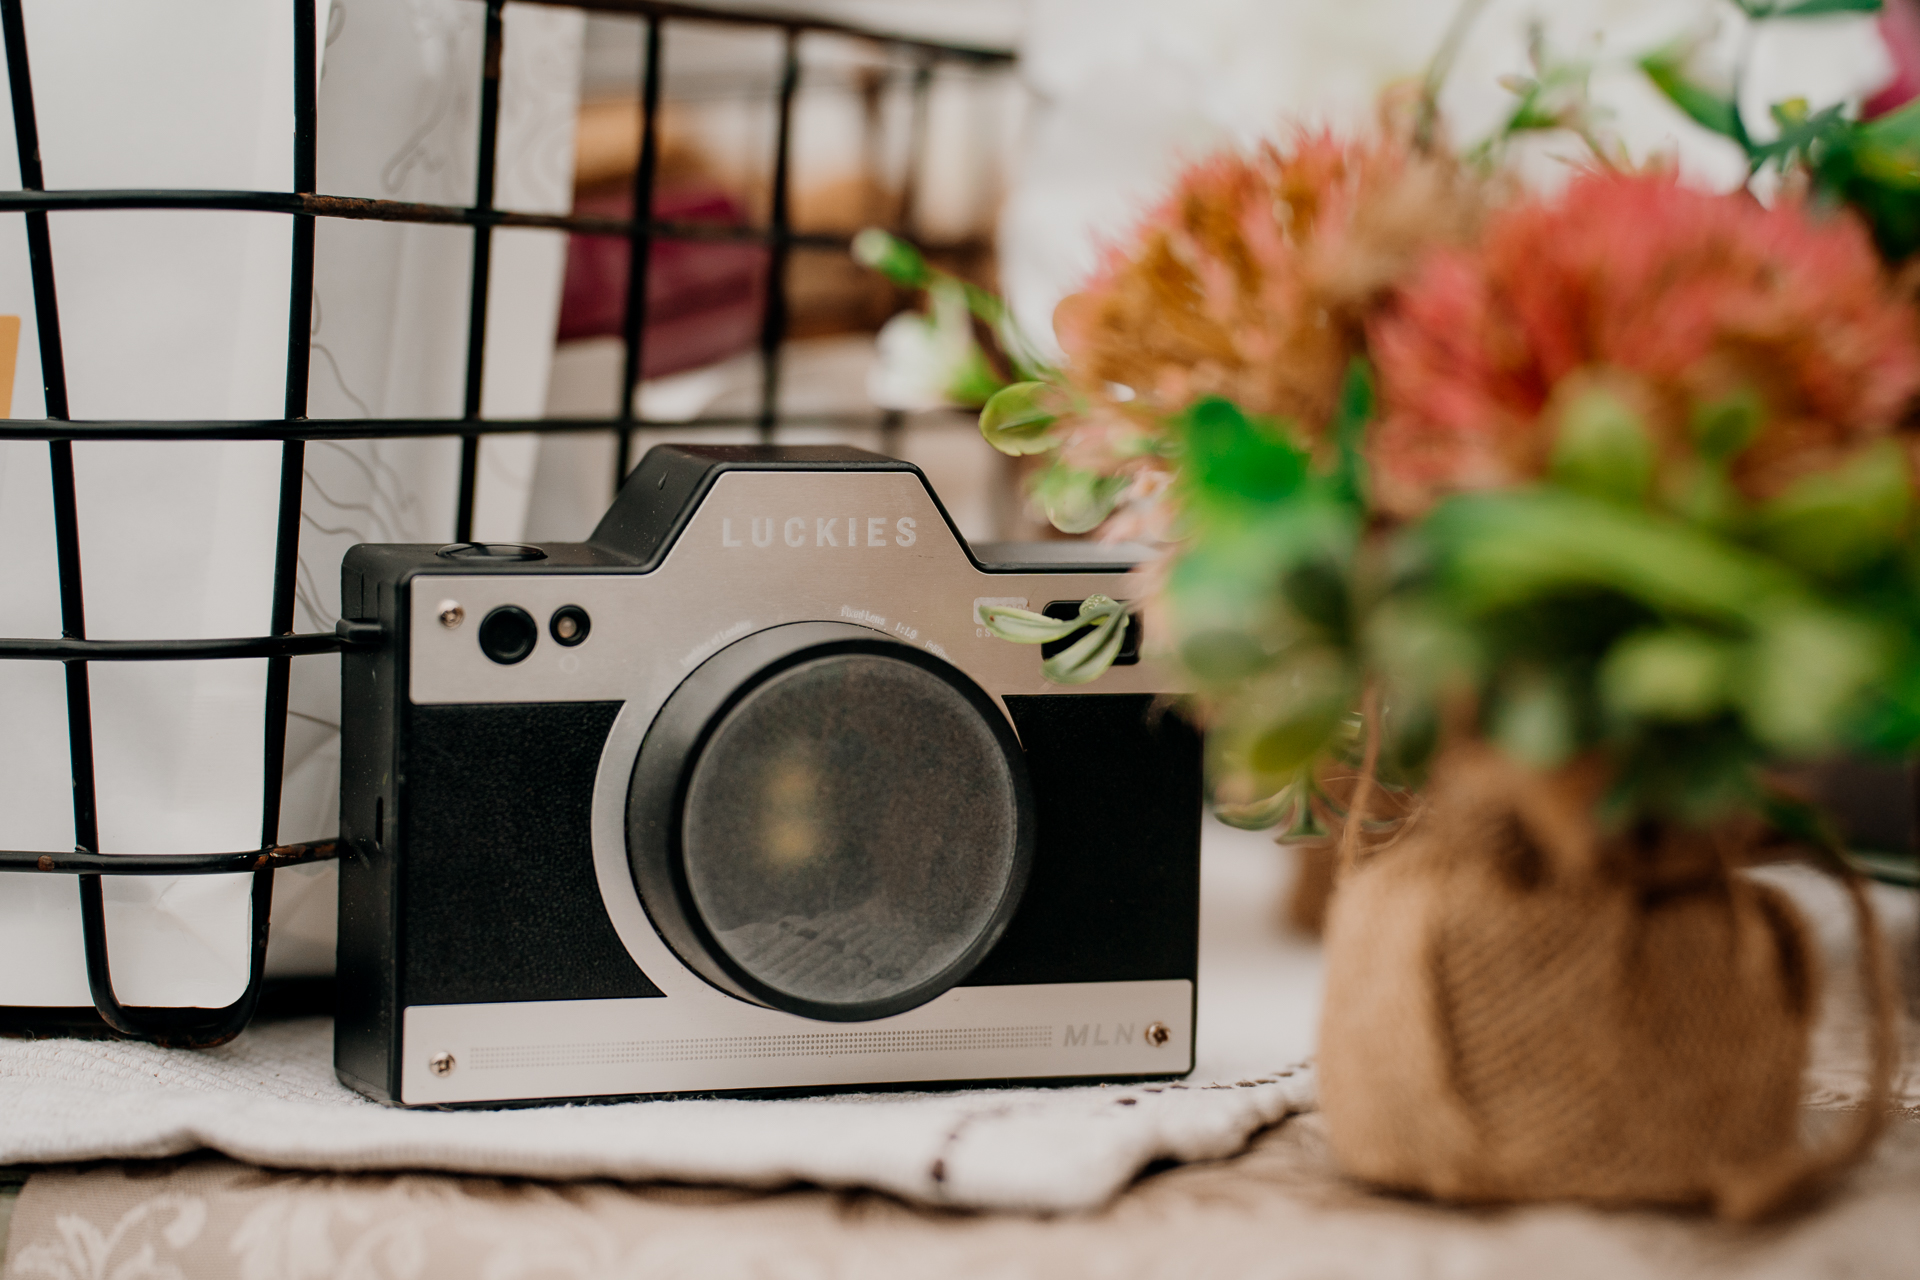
[400, 979, 1193, 1105]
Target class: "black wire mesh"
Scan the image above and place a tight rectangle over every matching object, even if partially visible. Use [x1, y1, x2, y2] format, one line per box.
[0, 0, 1013, 1045]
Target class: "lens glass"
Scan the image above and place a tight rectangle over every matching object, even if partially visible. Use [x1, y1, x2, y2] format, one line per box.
[680, 653, 1021, 1010]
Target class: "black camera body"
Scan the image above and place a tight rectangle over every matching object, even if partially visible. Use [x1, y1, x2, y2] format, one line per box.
[335, 445, 1200, 1107]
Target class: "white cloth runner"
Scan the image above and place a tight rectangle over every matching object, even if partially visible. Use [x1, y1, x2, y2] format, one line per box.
[0, 826, 1326, 1213]
[0, 1020, 1314, 1212]
[2, 832, 1910, 1212]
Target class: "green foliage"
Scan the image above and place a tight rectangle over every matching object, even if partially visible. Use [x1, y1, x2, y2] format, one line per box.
[1599, 628, 1735, 723]
[963, 0, 1919, 876]
[1032, 465, 1130, 535]
[1765, 0, 1882, 15]
[977, 594, 1134, 685]
[1749, 440, 1911, 579]
[1689, 388, 1765, 462]
[1809, 99, 1920, 261]
[1157, 389, 1374, 820]
[1551, 386, 1654, 504]
[1471, 26, 1613, 163]
[855, 227, 1056, 383]
[1635, 0, 1920, 259]
[980, 378, 1380, 830]
[851, 228, 933, 289]
[1640, 42, 1743, 143]
[1380, 400, 1920, 824]
[979, 382, 1062, 456]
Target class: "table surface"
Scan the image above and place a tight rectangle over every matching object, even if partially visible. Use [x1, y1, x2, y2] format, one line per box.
[4, 1113, 1917, 1279]
[4, 826, 1916, 1280]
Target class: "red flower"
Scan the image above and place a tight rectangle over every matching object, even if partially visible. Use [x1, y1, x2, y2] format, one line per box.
[1369, 170, 1920, 517]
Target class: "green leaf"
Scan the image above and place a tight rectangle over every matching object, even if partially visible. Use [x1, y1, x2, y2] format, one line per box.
[1033, 464, 1129, 535]
[1640, 45, 1742, 142]
[978, 594, 1123, 643]
[979, 595, 1133, 685]
[1248, 703, 1350, 775]
[1041, 607, 1131, 684]
[1551, 384, 1654, 504]
[1331, 359, 1375, 507]
[1180, 397, 1309, 508]
[1365, 597, 1482, 706]
[1739, 604, 1888, 754]
[851, 228, 931, 288]
[1161, 495, 1361, 661]
[978, 381, 1061, 456]
[1490, 671, 1579, 770]
[976, 605, 1087, 645]
[1688, 388, 1764, 462]
[1751, 101, 1852, 174]
[1853, 96, 1920, 166]
[1843, 850, 1920, 886]
[1432, 490, 1801, 628]
[1178, 628, 1271, 683]
[1281, 561, 1351, 645]
[1750, 440, 1910, 580]
[1599, 628, 1735, 723]
[1775, 0, 1881, 15]
[1206, 650, 1356, 790]
[1811, 106, 1920, 258]
[1211, 779, 1308, 831]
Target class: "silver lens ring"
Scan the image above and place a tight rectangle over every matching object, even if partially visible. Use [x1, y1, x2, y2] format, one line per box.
[626, 621, 1034, 1022]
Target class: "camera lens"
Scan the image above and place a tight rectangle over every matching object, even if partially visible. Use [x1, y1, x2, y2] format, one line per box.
[477, 605, 538, 664]
[685, 655, 1024, 1014]
[549, 604, 590, 646]
[628, 623, 1033, 1022]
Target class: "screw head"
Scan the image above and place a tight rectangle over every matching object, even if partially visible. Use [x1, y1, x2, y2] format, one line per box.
[1144, 1021, 1171, 1049]
[428, 1051, 455, 1077]
[437, 601, 464, 629]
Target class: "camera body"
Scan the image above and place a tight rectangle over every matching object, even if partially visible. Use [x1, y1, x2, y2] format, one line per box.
[335, 445, 1200, 1107]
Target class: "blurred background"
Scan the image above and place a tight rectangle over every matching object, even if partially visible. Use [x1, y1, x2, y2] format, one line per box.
[531, 0, 1030, 545]
[0, 0, 1900, 1010]
[529, 0, 1893, 544]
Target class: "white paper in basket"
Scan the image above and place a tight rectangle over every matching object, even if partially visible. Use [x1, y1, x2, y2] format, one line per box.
[0, 0, 582, 1010]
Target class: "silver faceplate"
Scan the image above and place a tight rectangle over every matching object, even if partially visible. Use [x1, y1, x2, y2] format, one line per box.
[406, 469, 1163, 708]
[402, 980, 1193, 1104]
[398, 468, 1186, 1104]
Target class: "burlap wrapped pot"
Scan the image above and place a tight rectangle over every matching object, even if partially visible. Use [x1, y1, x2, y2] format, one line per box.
[1318, 743, 1897, 1221]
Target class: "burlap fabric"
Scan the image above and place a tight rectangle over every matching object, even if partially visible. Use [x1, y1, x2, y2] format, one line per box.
[1318, 743, 1898, 1220]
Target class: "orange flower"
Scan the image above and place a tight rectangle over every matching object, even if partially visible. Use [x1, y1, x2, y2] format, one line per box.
[1369, 169, 1920, 518]
[1048, 123, 1482, 536]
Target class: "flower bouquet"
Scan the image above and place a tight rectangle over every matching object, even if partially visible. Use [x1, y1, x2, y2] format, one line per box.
[861, 0, 1918, 1219]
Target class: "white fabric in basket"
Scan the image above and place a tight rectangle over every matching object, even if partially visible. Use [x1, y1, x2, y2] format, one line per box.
[0, 0, 583, 1009]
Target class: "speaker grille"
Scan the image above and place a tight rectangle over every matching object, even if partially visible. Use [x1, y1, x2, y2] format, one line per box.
[468, 1024, 1054, 1072]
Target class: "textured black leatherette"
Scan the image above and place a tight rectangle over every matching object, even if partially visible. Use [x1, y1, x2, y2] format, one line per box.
[965, 694, 1201, 987]
[400, 702, 661, 1006]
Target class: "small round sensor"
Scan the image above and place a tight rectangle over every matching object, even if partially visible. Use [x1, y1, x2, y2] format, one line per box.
[478, 605, 537, 664]
[550, 604, 591, 647]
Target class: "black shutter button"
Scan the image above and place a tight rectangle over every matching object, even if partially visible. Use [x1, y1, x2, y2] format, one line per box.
[478, 605, 538, 664]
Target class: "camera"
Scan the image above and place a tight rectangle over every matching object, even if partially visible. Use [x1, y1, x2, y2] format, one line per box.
[334, 445, 1200, 1106]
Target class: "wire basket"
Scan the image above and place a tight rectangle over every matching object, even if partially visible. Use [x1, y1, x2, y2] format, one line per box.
[0, 0, 1013, 1046]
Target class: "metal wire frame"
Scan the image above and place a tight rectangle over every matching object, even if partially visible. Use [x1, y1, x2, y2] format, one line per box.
[0, 0, 1013, 1045]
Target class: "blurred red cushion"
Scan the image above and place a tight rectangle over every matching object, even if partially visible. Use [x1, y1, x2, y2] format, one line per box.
[557, 184, 767, 380]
